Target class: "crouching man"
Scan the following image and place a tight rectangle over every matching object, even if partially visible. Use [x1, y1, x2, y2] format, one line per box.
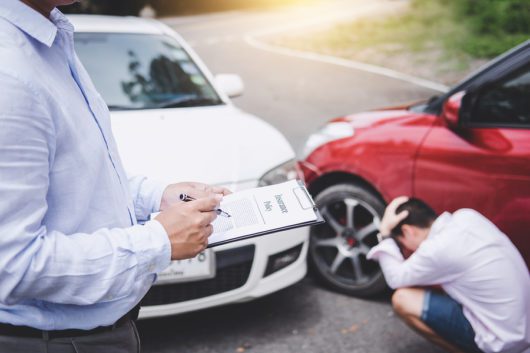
[367, 197, 530, 353]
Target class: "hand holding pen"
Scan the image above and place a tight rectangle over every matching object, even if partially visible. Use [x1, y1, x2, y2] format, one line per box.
[154, 194, 220, 260]
[180, 193, 231, 218]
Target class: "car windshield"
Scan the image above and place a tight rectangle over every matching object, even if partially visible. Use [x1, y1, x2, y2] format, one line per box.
[74, 33, 223, 110]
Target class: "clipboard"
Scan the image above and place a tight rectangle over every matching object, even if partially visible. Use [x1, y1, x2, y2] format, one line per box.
[207, 180, 325, 248]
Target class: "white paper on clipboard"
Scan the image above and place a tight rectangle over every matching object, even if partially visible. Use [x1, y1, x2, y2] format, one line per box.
[208, 179, 322, 247]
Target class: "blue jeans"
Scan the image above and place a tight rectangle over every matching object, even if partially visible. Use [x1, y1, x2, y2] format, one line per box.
[421, 290, 483, 353]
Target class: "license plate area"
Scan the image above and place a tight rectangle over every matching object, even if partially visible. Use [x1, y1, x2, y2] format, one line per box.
[156, 249, 215, 285]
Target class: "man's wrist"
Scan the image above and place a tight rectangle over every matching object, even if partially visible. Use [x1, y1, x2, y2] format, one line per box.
[377, 232, 391, 243]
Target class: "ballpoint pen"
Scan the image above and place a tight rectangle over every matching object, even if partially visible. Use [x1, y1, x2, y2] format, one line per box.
[179, 193, 231, 218]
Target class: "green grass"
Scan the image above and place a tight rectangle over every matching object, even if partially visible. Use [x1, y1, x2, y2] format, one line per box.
[450, 0, 530, 57]
[332, 1, 462, 53]
[269, 0, 529, 84]
[297, 0, 529, 59]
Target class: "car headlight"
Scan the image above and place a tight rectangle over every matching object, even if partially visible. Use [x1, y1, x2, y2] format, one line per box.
[258, 159, 302, 187]
[302, 122, 354, 159]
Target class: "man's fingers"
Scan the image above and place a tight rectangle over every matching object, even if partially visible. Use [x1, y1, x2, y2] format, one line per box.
[191, 195, 223, 212]
[189, 188, 211, 199]
[380, 196, 410, 235]
[396, 210, 409, 222]
[198, 226, 212, 250]
[388, 196, 409, 212]
[211, 186, 232, 195]
[188, 185, 231, 199]
[198, 210, 218, 227]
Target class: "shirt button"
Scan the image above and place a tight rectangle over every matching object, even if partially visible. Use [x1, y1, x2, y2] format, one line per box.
[148, 264, 155, 272]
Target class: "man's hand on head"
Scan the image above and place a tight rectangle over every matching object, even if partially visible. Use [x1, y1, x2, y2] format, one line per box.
[379, 196, 410, 238]
[160, 182, 231, 211]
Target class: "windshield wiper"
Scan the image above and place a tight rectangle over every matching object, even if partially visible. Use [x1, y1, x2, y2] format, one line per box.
[154, 96, 222, 109]
[107, 105, 143, 111]
[107, 96, 222, 111]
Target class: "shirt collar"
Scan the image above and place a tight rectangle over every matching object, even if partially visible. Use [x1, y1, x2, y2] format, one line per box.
[0, 1, 74, 48]
[429, 212, 452, 236]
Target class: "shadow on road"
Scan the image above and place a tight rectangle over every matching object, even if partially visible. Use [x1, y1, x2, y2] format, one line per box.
[137, 276, 401, 353]
[138, 277, 323, 348]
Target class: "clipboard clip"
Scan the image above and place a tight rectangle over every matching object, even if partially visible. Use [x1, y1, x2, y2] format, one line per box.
[293, 180, 317, 210]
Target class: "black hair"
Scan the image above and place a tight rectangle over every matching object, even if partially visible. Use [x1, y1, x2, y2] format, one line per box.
[390, 198, 437, 238]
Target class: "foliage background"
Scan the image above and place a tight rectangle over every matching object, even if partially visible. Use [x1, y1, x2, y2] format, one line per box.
[451, 0, 530, 57]
[62, 0, 306, 16]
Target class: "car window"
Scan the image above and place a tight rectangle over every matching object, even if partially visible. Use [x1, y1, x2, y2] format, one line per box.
[471, 64, 530, 127]
[74, 33, 223, 110]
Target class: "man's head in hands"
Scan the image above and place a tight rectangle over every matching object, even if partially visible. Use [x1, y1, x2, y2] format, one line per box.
[380, 197, 437, 252]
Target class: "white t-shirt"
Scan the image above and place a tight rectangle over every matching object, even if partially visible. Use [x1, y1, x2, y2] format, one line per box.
[368, 209, 530, 353]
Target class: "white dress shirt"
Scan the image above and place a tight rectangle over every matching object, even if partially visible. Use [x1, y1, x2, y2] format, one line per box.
[0, 1, 171, 330]
[368, 209, 530, 353]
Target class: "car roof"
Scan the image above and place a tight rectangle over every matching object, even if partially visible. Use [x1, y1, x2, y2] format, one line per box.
[67, 15, 164, 34]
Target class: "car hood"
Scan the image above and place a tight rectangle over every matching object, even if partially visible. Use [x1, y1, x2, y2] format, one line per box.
[110, 104, 294, 186]
[333, 109, 415, 128]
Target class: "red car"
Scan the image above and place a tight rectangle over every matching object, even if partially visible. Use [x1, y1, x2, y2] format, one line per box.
[301, 41, 530, 297]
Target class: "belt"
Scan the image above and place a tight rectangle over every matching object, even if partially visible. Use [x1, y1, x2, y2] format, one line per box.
[0, 306, 139, 340]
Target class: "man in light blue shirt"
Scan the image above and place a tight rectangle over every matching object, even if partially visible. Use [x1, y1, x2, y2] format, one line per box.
[0, 1, 228, 351]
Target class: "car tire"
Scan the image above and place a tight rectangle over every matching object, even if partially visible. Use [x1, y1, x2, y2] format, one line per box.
[308, 182, 388, 297]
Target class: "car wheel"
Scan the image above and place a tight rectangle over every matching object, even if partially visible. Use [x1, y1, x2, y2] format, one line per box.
[308, 182, 388, 297]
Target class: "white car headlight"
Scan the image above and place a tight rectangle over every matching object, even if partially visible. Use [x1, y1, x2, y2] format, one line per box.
[302, 122, 355, 159]
[258, 159, 302, 187]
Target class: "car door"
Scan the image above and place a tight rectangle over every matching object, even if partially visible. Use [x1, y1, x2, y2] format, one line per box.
[414, 62, 530, 264]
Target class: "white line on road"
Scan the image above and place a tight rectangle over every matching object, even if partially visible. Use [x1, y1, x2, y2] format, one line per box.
[242, 0, 449, 93]
[187, 35, 239, 47]
[161, 11, 243, 27]
[165, 0, 450, 92]
[244, 36, 449, 93]
[205, 38, 221, 45]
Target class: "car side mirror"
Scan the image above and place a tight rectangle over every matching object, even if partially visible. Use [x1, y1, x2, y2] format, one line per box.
[215, 74, 244, 98]
[441, 91, 465, 128]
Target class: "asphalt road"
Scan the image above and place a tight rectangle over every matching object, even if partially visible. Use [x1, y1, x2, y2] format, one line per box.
[138, 277, 443, 353]
[161, 0, 440, 155]
[138, 1, 446, 352]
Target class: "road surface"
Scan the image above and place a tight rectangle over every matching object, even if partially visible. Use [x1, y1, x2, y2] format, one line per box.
[138, 1, 446, 352]
[162, 0, 440, 155]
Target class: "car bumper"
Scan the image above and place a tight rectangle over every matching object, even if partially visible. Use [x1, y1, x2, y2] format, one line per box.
[138, 226, 309, 319]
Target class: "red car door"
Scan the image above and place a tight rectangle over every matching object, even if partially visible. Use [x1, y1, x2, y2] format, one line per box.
[414, 63, 530, 265]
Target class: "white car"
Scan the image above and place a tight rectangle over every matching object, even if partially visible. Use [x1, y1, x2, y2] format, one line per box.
[69, 15, 309, 319]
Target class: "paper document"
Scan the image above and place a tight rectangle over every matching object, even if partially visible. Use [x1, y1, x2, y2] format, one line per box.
[208, 179, 322, 247]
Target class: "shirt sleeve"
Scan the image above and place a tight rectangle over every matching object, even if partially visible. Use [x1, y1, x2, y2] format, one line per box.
[0, 73, 171, 306]
[367, 238, 459, 289]
[128, 175, 169, 221]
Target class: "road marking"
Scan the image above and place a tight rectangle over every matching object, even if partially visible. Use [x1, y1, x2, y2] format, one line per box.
[165, 0, 450, 92]
[244, 36, 449, 92]
[242, 1, 449, 93]
[162, 11, 243, 27]
[187, 35, 239, 47]
[245, 1, 385, 39]
[205, 38, 221, 45]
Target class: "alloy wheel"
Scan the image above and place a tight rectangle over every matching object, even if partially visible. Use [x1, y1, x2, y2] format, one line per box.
[309, 183, 386, 295]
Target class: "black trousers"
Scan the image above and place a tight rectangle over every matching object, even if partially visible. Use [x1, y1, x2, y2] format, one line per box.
[0, 320, 140, 353]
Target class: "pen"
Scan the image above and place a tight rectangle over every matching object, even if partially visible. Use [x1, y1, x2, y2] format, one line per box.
[179, 193, 231, 218]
